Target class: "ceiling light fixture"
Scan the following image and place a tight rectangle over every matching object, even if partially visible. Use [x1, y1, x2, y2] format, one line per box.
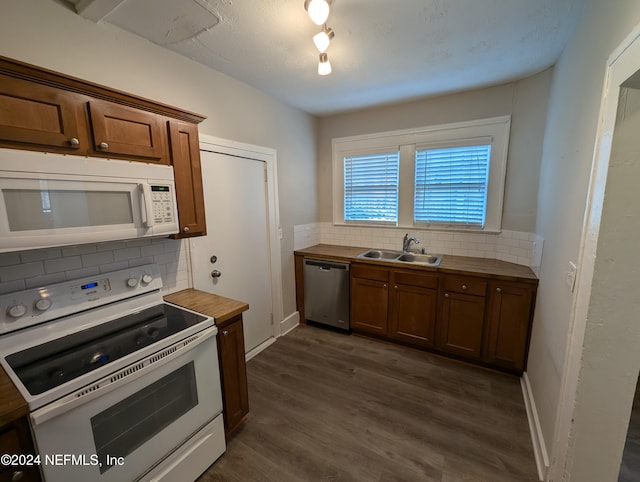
[304, 0, 332, 25]
[318, 53, 332, 76]
[313, 27, 335, 53]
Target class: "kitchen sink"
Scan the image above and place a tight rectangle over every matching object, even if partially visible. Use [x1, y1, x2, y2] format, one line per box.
[397, 253, 442, 265]
[356, 249, 442, 267]
[359, 249, 403, 260]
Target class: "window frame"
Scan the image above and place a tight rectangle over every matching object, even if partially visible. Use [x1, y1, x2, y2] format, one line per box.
[332, 116, 511, 232]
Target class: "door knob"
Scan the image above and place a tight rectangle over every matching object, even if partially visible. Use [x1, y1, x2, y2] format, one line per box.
[211, 270, 222, 278]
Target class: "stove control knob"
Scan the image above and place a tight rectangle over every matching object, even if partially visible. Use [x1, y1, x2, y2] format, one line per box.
[126, 277, 138, 288]
[34, 298, 52, 312]
[141, 274, 153, 284]
[7, 303, 27, 319]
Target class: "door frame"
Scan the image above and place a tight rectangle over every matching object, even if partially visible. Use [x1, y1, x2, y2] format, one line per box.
[194, 134, 284, 350]
[548, 22, 640, 481]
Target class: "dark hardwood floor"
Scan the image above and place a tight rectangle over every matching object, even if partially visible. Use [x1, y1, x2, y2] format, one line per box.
[200, 325, 539, 482]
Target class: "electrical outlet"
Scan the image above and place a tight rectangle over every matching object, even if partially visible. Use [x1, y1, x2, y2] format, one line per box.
[278, 227, 283, 240]
[566, 261, 577, 292]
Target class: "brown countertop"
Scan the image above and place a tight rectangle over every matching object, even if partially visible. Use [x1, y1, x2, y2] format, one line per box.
[164, 289, 250, 325]
[0, 366, 27, 426]
[295, 244, 538, 283]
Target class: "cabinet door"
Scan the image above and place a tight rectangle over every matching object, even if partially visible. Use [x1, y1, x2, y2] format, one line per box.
[0, 74, 82, 151]
[217, 316, 249, 436]
[0, 417, 41, 482]
[87, 100, 169, 163]
[168, 120, 207, 237]
[350, 277, 389, 335]
[389, 284, 437, 347]
[484, 282, 535, 372]
[439, 292, 486, 359]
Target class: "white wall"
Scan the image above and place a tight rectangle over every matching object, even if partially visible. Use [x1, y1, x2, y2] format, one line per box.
[316, 69, 553, 233]
[0, 0, 317, 317]
[525, 0, 640, 478]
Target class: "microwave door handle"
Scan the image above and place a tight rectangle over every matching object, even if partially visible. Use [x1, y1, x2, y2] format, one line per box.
[139, 183, 155, 227]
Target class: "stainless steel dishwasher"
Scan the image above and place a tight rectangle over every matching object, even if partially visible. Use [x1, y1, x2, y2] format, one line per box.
[303, 258, 350, 331]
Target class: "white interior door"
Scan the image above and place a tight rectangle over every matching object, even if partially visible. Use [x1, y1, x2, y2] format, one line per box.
[190, 150, 274, 352]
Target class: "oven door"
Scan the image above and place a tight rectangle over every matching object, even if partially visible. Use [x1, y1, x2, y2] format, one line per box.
[29, 326, 223, 482]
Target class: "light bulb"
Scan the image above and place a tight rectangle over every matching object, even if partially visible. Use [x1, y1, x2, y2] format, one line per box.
[307, 0, 330, 25]
[318, 53, 332, 76]
[313, 27, 334, 53]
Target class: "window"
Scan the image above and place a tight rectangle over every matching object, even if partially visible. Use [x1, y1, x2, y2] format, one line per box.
[344, 151, 399, 223]
[414, 144, 491, 227]
[332, 116, 510, 232]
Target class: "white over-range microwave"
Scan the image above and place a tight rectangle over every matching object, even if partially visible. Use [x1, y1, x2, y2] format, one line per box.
[0, 148, 179, 253]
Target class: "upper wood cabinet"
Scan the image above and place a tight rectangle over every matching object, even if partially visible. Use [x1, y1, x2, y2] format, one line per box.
[0, 73, 83, 152]
[87, 100, 169, 164]
[168, 120, 206, 236]
[0, 55, 208, 239]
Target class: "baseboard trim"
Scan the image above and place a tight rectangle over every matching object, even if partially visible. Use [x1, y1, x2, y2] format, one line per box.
[521, 372, 549, 481]
[280, 311, 300, 336]
[245, 337, 277, 362]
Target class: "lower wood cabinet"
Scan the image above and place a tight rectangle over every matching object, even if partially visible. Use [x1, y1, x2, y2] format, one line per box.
[351, 263, 438, 347]
[389, 271, 438, 348]
[0, 417, 41, 482]
[350, 264, 389, 336]
[484, 280, 536, 371]
[345, 262, 538, 374]
[216, 315, 249, 437]
[438, 274, 487, 360]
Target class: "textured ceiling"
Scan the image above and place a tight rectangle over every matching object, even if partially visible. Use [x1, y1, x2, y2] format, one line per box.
[66, 0, 585, 116]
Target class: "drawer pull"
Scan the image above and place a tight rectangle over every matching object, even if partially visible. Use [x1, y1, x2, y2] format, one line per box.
[461, 284, 467, 290]
[69, 137, 80, 146]
[496, 287, 502, 293]
[222, 330, 229, 336]
[12, 471, 24, 481]
[99, 141, 109, 149]
[444, 293, 449, 298]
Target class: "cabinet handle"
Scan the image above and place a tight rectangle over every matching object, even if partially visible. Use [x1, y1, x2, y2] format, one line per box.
[11, 471, 24, 481]
[183, 226, 190, 232]
[99, 141, 109, 149]
[394, 285, 398, 289]
[222, 330, 229, 336]
[383, 284, 388, 289]
[496, 287, 502, 293]
[461, 284, 467, 290]
[444, 293, 449, 298]
[69, 137, 80, 146]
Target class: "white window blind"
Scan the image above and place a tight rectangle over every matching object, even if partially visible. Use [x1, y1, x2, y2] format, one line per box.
[414, 144, 491, 227]
[344, 151, 399, 223]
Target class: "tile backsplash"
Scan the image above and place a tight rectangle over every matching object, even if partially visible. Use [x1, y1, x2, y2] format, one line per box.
[294, 222, 540, 268]
[0, 237, 190, 295]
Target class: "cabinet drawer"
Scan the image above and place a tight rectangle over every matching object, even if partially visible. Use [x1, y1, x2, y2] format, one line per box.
[393, 270, 438, 289]
[351, 264, 389, 282]
[443, 276, 487, 296]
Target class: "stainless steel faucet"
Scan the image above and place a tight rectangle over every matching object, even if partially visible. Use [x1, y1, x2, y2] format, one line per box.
[402, 233, 420, 253]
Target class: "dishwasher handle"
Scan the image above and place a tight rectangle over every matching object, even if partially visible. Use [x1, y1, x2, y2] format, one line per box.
[304, 259, 349, 271]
